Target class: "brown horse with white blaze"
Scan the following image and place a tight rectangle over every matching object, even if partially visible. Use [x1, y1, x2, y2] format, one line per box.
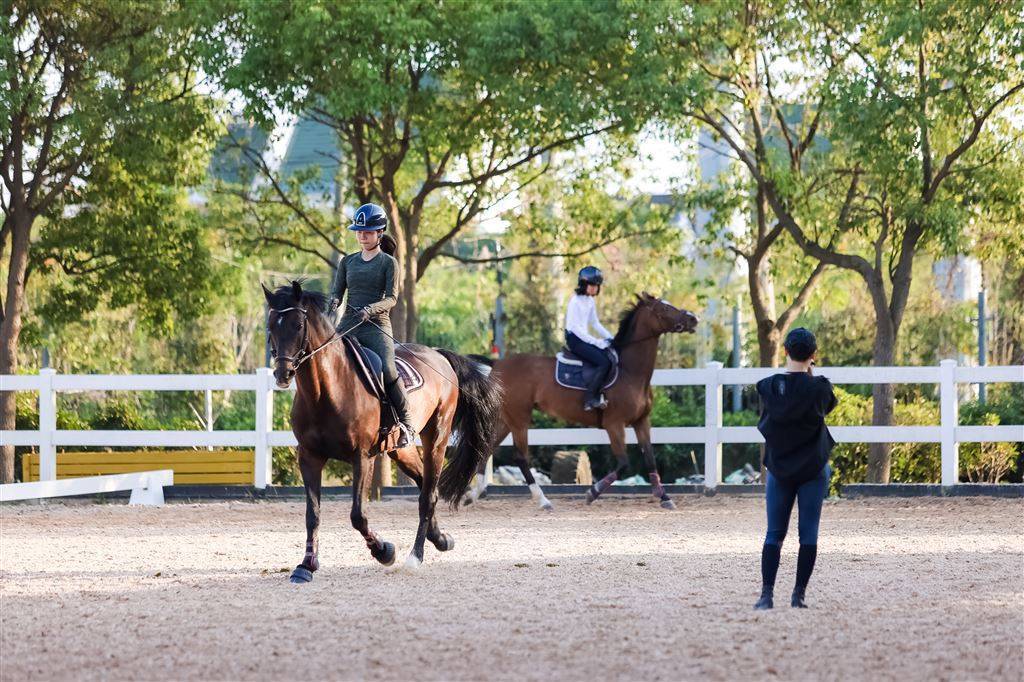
[264, 282, 501, 579]
[465, 293, 698, 510]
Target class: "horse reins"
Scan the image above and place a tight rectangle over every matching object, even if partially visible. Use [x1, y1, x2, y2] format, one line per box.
[268, 306, 364, 369]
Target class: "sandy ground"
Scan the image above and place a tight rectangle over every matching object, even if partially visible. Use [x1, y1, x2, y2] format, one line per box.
[1, 494, 1022, 682]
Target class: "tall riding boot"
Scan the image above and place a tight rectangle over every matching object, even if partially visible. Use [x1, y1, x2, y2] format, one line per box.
[385, 378, 417, 447]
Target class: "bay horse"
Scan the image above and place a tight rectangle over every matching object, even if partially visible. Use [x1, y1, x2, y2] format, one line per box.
[263, 281, 501, 580]
[465, 293, 698, 511]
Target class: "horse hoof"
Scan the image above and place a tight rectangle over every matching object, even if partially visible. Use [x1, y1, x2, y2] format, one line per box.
[540, 500, 555, 512]
[462, 495, 474, 506]
[432, 533, 455, 552]
[585, 490, 598, 506]
[289, 566, 314, 584]
[660, 498, 677, 510]
[404, 554, 423, 570]
[374, 541, 396, 566]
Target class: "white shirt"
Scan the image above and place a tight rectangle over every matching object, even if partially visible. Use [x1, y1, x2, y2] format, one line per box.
[565, 294, 613, 348]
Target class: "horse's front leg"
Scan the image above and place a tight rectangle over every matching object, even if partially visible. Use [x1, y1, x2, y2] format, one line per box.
[585, 426, 630, 505]
[290, 447, 326, 583]
[634, 417, 675, 510]
[350, 453, 395, 566]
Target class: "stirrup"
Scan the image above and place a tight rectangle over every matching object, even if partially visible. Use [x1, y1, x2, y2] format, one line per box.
[396, 424, 416, 448]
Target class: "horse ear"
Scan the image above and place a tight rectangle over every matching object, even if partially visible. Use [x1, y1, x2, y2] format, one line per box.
[261, 282, 273, 303]
[291, 280, 302, 301]
[641, 291, 654, 301]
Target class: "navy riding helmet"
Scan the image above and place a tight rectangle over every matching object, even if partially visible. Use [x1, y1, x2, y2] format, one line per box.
[578, 265, 603, 287]
[349, 203, 388, 231]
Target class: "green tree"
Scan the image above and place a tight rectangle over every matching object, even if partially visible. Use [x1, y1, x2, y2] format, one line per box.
[203, 0, 664, 341]
[1, 0, 219, 481]
[659, 0, 1024, 481]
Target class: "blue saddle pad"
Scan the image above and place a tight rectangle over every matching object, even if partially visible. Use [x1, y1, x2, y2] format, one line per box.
[554, 349, 619, 391]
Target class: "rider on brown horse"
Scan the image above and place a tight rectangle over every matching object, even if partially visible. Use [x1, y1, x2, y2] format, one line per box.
[329, 203, 416, 448]
[564, 265, 615, 411]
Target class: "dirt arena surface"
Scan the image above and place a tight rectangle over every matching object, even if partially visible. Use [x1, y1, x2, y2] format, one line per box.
[1, 494, 1021, 682]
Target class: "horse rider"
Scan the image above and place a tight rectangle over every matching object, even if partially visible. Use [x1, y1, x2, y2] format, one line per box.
[329, 203, 417, 447]
[564, 265, 615, 411]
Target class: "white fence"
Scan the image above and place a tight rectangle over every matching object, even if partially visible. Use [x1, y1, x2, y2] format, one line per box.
[1, 360, 1021, 490]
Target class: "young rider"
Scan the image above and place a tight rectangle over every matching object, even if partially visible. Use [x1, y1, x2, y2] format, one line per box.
[329, 203, 416, 448]
[564, 265, 615, 411]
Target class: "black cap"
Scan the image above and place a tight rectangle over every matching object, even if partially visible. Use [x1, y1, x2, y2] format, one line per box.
[784, 327, 817, 361]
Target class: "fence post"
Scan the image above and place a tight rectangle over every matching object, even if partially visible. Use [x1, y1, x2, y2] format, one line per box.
[38, 369, 57, 482]
[254, 368, 273, 489]
[704, 361, 723, 492]
[940, 359, 959, 487]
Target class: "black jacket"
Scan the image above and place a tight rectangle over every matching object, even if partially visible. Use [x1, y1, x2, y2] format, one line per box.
[757, 372, 837, 485]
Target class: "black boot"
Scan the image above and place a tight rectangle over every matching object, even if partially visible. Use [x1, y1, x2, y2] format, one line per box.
[754, 584, 774, 610]
[791, 586, 808, 608]
[385, 378, 417, 448]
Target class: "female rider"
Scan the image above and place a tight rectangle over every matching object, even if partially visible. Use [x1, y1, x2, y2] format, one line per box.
[564, 265, 615, 411]
[329, 203, 416, 448]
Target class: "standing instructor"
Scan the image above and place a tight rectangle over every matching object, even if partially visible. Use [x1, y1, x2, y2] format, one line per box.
[754, 327, 837, 609]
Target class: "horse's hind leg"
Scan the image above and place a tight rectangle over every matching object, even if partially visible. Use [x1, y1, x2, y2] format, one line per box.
[512, 425, 553, 511]
[634, 417, 675, 510]
[405, 424, 446, 569]
[463, 423, 507, 506]
[290, 447, 326, 583]
[350, 453, 395, 566]
[393, 447, 452, 553]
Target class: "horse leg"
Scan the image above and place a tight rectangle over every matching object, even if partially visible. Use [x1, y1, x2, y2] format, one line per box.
[290, 447, 326, 583]
[586, 427, 629, 505]
[634, 417, 675, 510]
[463, 423, 507, 506]
[405, 424, 446, 569]
[512, 425, 552, 511]
[350, 453, 395, 566]
[394, 446, 452, 554]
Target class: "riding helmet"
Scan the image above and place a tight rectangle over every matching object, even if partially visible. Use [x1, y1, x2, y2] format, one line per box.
[348, 203, 388, 231]
[578, 265, 604, 287]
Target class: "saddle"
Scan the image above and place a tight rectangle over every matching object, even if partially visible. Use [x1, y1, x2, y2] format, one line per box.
[342, 336, 424, 454]
[554, 346, 619, 392]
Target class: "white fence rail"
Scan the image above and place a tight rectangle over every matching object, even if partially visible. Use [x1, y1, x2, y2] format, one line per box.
[0, 469, 173, 506]
[1, 360, 1021, 490]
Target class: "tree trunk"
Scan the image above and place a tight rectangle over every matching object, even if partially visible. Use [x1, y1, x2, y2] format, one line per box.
[756, 320, 782, 368]
[0, 211, 33, 483]
[865, 276, 898, 483]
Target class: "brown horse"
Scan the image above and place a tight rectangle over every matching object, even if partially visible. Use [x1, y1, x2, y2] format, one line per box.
[465, 293, 698, 510]
[264, 282, 501, 580]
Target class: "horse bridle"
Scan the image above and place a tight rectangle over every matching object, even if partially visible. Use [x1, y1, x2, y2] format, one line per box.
[268, 306, 362, 370]
[615, 303, 695, 350]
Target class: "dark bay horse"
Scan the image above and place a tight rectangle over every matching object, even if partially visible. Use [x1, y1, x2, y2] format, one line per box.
[465, 293, 697, 511]
[264, 282, 501, 580]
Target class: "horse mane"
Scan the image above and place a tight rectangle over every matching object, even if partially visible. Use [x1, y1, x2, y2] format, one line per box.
[612, 299, 645, 348]
[268, 282, 333, 334]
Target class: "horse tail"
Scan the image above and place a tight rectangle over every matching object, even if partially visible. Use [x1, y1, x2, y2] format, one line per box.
[434, 349, 503, 508]
[466, 353, 495, 367]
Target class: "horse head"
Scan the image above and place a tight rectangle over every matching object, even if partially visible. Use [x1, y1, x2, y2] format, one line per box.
[263, 280, 332, 389]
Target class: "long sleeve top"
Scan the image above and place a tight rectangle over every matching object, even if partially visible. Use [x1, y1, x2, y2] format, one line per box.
[565, 294, 613, 347]
[330, 251, 398, 329]
[756, 372, 838, 484]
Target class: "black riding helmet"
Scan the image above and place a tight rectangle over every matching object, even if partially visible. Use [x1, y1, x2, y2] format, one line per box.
[349, 203, 388, 231]
[578, 265, 603, 287]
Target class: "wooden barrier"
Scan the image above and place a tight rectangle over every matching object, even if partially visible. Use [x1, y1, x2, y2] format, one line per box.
[21, 450, 254, 485]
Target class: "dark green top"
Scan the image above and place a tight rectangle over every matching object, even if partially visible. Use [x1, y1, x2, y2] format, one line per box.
[331, 251, 398, 329]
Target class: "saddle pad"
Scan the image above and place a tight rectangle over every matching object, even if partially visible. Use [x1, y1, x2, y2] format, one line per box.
[554, 356, 619, 392]
[342, 336, 424, 394]
[394, 356, 424, 392]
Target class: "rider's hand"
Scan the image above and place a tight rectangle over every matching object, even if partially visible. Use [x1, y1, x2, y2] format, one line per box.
[328, 297, 340, 313]
[357, 308, 371, 323]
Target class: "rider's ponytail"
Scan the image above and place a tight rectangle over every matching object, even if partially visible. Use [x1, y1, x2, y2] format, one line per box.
[380, 233, 398, 258]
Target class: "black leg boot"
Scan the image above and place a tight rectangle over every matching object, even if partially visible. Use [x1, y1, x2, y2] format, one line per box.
[385, 378, 417, 447]
[756, 543, 781, 610]
[792, 544, 817, 608]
